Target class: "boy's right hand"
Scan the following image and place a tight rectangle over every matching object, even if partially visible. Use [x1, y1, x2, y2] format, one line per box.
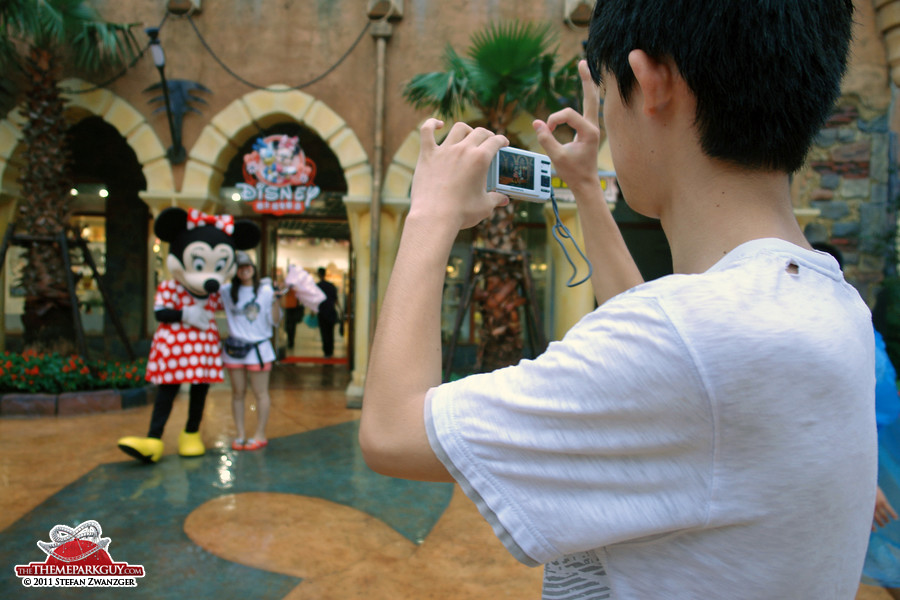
[409, 119, 510, 232]
[533, 59, 603, 196]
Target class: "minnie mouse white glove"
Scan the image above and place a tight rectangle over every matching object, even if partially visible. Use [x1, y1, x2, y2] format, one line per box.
[182, 303, 213, 331]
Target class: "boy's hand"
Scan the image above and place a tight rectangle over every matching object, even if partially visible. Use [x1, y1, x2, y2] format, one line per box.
[409, 119, 510, 231]
[533, 60, 602, 195]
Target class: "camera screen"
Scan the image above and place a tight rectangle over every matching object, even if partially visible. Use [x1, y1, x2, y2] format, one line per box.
[497, 149, 534, 190]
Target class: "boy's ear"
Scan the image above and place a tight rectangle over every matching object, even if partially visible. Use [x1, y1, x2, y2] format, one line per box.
[627, 49, 677, 116]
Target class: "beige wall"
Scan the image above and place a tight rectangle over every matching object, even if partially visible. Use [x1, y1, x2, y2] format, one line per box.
[2, 0, 899, 388]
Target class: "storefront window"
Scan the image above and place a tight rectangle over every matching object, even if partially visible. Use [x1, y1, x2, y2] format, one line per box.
[3, 215, 107, 335]
[440, 203, 550, 371]
[71, 216, 107, 333]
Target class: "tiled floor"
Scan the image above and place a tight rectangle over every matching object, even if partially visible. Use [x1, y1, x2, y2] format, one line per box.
[0, 356, 894, 598]
[0, 362, 540, 599]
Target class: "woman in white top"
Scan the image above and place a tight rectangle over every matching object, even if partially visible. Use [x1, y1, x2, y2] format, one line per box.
[221, 251, 282, 451]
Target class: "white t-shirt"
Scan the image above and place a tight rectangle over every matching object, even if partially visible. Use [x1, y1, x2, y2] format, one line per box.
[221, 282, 277, 365]
[425, 239, 877, 599]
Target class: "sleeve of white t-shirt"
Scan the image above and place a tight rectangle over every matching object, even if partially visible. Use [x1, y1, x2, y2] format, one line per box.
[425, 293, 716, 567]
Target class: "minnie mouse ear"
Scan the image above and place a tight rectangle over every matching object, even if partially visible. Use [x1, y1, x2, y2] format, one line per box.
[232, 220, 261, 250]
[153, 207, 188, 242]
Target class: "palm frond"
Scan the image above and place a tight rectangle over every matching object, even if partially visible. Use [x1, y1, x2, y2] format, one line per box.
[468, 21, 555, 76]
[403, 45, 475, 118]
[402, 19, 579, 131]
[2, 0, 138, 71]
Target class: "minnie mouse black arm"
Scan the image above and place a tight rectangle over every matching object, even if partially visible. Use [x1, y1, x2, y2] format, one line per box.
[155, 308, 182, 323]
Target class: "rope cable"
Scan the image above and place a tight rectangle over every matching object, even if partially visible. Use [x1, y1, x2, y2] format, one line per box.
[186, 14, 371, 91]
[549, 189, 593, 287]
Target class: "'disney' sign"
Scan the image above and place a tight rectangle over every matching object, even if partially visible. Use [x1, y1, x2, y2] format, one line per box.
[237, 134, 321, 215]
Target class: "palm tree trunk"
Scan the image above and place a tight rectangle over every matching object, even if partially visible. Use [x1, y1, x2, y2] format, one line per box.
[16, 46, 76, 353]
[474, 202, 527, 372]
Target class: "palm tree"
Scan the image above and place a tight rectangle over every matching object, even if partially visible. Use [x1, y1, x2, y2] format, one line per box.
[403, 21, 579, 372]
[0, 0, 138, 352]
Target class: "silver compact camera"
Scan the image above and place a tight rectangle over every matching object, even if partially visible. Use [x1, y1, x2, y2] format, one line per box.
[486, 147, 552, 202]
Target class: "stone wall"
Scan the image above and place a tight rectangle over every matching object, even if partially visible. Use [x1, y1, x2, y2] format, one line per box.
[800, 100, 898, 305]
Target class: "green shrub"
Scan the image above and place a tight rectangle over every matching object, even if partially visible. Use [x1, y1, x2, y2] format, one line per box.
[0, 350, 147, 394]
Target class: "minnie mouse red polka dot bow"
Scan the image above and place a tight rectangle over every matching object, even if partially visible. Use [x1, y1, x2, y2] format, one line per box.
[186, 209, 235, 235]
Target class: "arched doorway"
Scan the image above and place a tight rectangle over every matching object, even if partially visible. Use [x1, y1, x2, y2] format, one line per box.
[66, 116, 149, 357]
[221, 122, 352, 366]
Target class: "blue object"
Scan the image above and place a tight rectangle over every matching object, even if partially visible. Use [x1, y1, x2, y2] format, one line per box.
[863, 330, 900, 587]
[875, 330, 900, 428]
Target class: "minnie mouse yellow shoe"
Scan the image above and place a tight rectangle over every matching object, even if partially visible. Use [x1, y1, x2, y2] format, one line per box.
[178, 431, 205, 457]
[117, 436, 164, 464]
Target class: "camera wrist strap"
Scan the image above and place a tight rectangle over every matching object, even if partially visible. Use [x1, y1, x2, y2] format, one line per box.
[550, 189, 593, 287]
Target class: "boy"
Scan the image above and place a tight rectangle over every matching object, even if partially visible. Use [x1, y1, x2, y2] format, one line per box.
[360, 1, 876, 597]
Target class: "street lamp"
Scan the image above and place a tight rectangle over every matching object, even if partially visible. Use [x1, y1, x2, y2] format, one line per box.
[146, 27, 186, 164]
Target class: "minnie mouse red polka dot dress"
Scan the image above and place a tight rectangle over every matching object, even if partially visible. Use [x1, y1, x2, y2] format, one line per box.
[145, 279, 225, 385]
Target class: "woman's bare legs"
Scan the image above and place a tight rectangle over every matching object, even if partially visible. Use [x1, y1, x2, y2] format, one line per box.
[247, 369, 271, 442]
[228, 367, 248, 442]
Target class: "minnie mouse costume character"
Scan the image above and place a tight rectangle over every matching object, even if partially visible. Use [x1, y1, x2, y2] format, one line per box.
[118, 207, 260, 463]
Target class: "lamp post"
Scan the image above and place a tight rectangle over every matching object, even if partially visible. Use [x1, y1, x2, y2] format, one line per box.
[146, 27, 186, 164]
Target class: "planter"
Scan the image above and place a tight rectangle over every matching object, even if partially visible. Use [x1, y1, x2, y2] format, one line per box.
[120, 384, 158, 410]
[0, 384, 157, 418]
[1, 393, 57, 417]
[58, 389, 121, 416]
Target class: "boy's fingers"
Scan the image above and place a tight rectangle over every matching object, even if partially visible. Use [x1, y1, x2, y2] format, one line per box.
[545, 107, 585, 133]
[533, 119, 562, 155]
[579, 60, 601, 127]
[443, 121, 474, 145]
[478, 131, 509, 155]
[419, 118, 445, 150]
[488, 191, 510, 208]
[461, 126, 495, 149]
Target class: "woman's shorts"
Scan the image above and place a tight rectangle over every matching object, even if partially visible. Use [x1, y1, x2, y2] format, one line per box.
[224, 361, 272, 372]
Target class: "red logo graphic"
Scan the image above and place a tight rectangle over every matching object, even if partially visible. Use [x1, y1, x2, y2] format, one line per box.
[14, 520, 145, 588]
[237, 134, 322, 215]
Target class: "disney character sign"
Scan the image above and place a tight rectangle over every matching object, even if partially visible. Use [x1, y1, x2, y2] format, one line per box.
[237, 134, 321, 215]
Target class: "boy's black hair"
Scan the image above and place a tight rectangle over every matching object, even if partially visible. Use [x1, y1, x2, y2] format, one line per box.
[586, 0, 854, 173]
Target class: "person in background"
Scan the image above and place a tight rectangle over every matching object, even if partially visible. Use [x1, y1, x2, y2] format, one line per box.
[222, 252, 281, 452]
[279, 267, 305, 350]
[316, 267, 339, 358]
[811, 243, 900, 588]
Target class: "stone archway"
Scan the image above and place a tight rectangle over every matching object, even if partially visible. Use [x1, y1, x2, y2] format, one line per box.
[181, 85, 372, 208]
[0, 77, 174, 206]
[183, 87, 373, 395]
[0, 79, 171, 351]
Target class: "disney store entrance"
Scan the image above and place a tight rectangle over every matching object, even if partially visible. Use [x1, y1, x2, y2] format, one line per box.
[220, 122, 353, 369]
[270, 215, 352, 367]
